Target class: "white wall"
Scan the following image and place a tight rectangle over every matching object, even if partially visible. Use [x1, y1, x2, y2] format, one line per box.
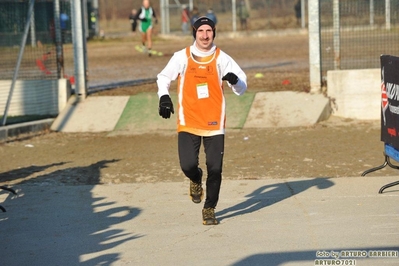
[0, 79, 71, 116]
[327, 69, 381, 120]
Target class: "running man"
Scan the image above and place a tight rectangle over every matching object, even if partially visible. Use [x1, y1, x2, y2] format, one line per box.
[135, 0, 157, 56]
[156, 17, 247, 225]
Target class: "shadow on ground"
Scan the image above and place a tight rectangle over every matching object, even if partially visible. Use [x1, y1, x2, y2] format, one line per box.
[0, 159, 142, 265]
[217, 177, 335, 222]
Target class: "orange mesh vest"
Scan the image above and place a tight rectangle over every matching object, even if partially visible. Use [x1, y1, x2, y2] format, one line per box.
[177, 47, 225, 133]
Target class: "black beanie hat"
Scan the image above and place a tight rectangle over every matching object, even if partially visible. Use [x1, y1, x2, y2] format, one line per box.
[192, 16, 216, 39]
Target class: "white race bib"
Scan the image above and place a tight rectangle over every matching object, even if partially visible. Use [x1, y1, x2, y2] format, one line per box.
[196, 83, 209, 99]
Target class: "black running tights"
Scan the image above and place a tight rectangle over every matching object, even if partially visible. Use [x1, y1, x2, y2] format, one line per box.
[178, 132, 224, 208]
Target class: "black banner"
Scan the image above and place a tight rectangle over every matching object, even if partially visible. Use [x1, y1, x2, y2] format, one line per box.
[381, 55, 399, 150]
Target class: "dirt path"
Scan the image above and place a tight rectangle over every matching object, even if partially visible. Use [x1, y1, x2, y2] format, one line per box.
[0, 117, 389, 187]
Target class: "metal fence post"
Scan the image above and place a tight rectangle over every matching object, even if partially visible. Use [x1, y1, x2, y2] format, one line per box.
[71, 0, 87, 99]
[308, 0, 321, 93]
[301, 0, 306, 28]
[165, 0, 170, 34]
[333, 0, 340, 70]
[160, 0, 166, 34]
[91, 0, 100, 37]
[54, 0, 64, 79]
[370, 0, 374, 26]
[30, 9, 36, 47]
[385, 0, 391, 30]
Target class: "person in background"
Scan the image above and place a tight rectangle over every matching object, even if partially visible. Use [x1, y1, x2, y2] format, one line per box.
[90, 11, 97, 32]
[181, 4, 190, 35]
[129, 9, 138, 36]
[156, 17, 247, 225]
[60, 12, 69, 42]
[205, 8, 217, 25]
[237, 1, 249, 31]
[190, 6, 200, 27]
[135, 0, 158, 56]
[295, 0, 301, 25]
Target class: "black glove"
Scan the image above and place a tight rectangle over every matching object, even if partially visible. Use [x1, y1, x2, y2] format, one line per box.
[222, 72, 239, 85]
[141, 18, 148, 22]
[159, 95, 174, 119]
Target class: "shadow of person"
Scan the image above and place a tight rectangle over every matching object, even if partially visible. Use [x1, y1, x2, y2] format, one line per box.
[0, 162, 70, 212]
[217, 177, 334, 222]
[16, 159, 120, 185]
[0, 162, 70, 183]
[1, 159, 143, 265]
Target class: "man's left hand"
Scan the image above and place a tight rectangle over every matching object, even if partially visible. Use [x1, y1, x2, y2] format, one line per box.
[222, 72, 239, 85]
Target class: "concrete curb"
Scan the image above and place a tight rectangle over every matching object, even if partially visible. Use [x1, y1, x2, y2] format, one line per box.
[0, 90, 332, 138]
[244, 91, 331, 128]
[51, 95, 130, 133]
[0, 118, 54, 142]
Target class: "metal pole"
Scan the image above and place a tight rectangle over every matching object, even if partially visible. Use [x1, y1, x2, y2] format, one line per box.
[92, 0, 99, 36]
[333, 0, 340, 70]
[301, 0, 305, 28]
[82, 0, 89, 39]
[82, 0, 89, 86]
[71, 0, 87, 99]
[30, 9, 36, 47]
[188, 0, 193, 12]
[160, 0, 166, 34]
[2, 0, 35, 126]
[370, 0, 374, 26]
[232, 0, 236, 32]
[54, 0, 64, 79]
[166, 0, 170, 34]
[308, 0, 321, 93]
[385, 0, 391, 30]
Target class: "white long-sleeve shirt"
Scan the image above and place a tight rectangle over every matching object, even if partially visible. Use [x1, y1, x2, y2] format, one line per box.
[157, 43, 247, 98]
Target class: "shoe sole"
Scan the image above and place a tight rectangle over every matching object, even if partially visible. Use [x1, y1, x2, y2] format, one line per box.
[203, 219, 218, 225]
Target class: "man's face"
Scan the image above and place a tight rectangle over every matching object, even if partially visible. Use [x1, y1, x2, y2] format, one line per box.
[195, 24, 214, 51]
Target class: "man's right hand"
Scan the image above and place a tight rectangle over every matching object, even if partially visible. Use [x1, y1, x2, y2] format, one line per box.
[159, 95, 174, 119]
